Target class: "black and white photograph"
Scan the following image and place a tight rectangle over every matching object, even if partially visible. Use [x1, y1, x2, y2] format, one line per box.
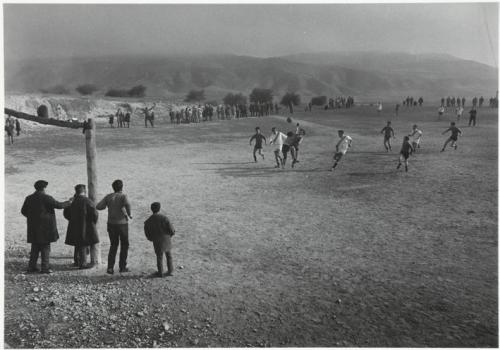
[3, 2, 498, 348]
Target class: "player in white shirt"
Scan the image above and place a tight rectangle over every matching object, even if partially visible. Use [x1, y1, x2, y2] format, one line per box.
[330, 130, 352, 171]
[377, 102, 383, 113]
[269, 127, 287, 168]
[408, 124, 423, 153]
[455, 106, 464, 122]
[438, 106, 445, 119]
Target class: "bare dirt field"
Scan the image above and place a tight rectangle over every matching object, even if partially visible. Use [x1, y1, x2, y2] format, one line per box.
[4, 104, 498, 347]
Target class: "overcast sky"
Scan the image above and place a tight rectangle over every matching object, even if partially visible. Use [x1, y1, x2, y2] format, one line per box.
[3, 3, 498, 67]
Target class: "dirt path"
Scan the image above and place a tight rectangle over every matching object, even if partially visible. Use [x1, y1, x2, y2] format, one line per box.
[4, 106, 498, 347]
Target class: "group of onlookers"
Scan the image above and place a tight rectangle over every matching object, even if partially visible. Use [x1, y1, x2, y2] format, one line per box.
[328, 96, 355, 109]
[21, 179, 176, 278]
[439, 95, 498, 109]
[168, 102, 280, 125]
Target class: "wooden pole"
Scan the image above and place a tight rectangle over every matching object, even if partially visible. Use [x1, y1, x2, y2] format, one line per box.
[85, 118, 101, 265]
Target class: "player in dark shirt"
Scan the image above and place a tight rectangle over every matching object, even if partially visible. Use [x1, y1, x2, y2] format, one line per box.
[291, 128, 305, 168]
[281, 131, 297, 168]
[468, 108, 477, 127]
[441, 122, 462, 152]
[381, 121, 395, 152]
[397, 136, 414, 172]
[249, 127, 267, 162]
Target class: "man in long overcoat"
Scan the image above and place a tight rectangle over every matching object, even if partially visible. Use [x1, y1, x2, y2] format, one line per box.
[21, 180, 72, 273]
[64, 184, 99, 269]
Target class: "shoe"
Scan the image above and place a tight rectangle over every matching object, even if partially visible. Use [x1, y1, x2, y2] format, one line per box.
[27, 268, 40, 273]
[165, 272, 173, 277]
[106, 268, 114, 275]
[274, 165, 280, 168]
[152, 272, 163, 278]
[119, 267, 130, 273]
[79, 264, 94, 270]
[40, 269, 53, 274]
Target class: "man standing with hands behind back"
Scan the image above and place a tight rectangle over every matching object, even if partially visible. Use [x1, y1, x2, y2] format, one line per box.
[97, 179, 132, 275]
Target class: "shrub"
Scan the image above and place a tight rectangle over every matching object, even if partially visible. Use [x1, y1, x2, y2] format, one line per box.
[76, 84, 98, 95]
[128, 85, 146, 98]
[105, 89, 129, 98]
[37, 105, 49, 118]
[40, 85, 69, 95]
[184, 89, 205, 102]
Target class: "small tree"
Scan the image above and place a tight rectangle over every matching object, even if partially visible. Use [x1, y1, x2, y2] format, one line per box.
[184, 89, 205, 102]
[76, 84, 98, 96]
[223, 93, 247, 105]
[249, 88, 273, 104]
[311, 95, 327, 106]
[281, 92, 301, 107]
[281, 92, 301, 114]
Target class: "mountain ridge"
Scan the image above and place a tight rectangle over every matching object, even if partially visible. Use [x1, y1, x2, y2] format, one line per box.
[5, 52, 498, 101]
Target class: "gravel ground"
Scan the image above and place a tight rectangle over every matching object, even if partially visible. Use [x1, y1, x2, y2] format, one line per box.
[4, 105, 498, 347]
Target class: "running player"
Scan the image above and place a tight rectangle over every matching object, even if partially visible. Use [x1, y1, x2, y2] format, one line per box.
[249, 127, 267, 162]
[330, 130, 352, 171]
[441, 122, 462, 152]
[438, 106, 445, 119]
[455, 105, 464, 122]
[281, 132, 297, 168]
[269, 127, 287, 168]
[380, 121, 395, 152]
[292, 128, 306, 166]
[396, 136, 414, 172]
[408, 124, 423, 153]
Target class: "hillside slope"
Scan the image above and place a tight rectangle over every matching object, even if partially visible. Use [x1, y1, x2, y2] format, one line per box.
[4, 53, 498, 101]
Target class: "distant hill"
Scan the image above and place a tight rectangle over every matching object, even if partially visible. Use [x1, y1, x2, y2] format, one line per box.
[4, 52, 498, 102]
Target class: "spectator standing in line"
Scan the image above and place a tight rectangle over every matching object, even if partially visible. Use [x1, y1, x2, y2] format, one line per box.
[144, 202, 176, 277]
[96, 180, 132, 275]
[21, 180, 72, 274]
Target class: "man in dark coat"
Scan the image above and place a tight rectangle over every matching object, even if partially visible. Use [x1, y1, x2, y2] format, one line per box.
[144, 202, 175, 277]
[21, 180, 72, 273]
[63, 184, 99, 269]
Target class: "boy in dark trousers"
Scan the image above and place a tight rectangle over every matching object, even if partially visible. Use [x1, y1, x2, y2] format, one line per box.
[441, 122, 462, 152]
[144, 202, 175, 277]
[397, 136, 414, 172]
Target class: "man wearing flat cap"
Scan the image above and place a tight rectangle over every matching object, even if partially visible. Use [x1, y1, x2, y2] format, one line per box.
[21, 180, 72, 274]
